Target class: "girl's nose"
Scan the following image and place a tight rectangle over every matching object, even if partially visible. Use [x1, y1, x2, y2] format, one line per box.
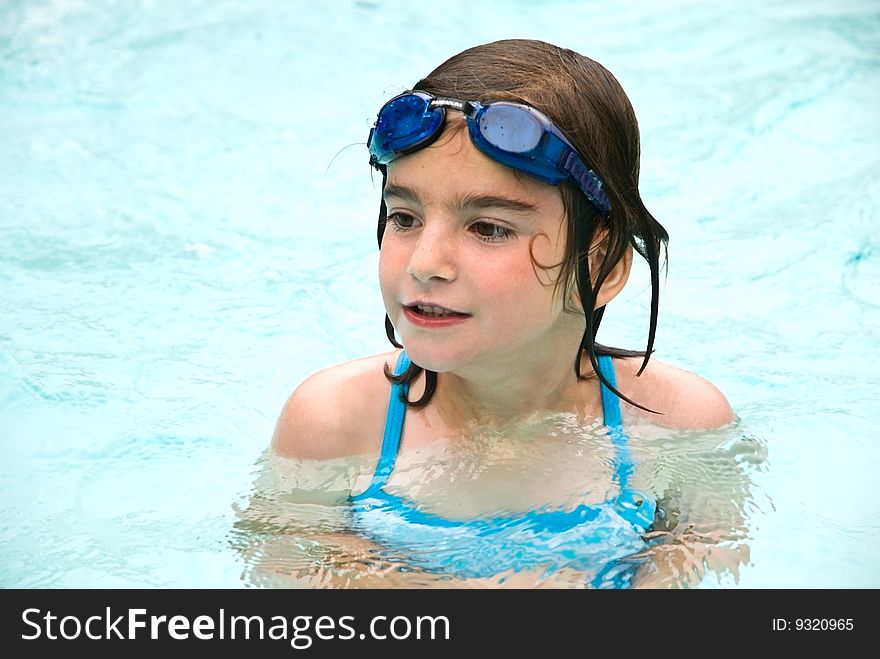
[407, 221, 457, 284]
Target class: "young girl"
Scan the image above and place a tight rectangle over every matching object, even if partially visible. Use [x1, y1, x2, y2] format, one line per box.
[268, 39, 738, 588]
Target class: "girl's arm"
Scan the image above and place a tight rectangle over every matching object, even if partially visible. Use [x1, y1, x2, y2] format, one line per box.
[631, 427, 768, 589]
[231, 451, 447, 588]
[233, 451, 545, 589]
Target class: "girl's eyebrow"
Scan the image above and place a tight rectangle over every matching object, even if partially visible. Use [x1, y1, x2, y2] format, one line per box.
[384, 183, 539, 215]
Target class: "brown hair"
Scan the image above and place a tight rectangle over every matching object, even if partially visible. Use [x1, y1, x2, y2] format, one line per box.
[375, 39, 669, 412]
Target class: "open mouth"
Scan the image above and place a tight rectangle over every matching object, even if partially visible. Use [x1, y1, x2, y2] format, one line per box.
[406, 304, 470, 319]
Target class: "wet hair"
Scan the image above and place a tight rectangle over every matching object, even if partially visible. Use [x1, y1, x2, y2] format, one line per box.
[375, 39, 669, 412]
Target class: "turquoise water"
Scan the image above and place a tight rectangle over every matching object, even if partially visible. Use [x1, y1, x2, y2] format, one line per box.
[1, 0, 878, 587]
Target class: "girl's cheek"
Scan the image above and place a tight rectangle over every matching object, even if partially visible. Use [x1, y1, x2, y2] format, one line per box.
[378, 242, 401, 272]
[486, 256, 536, 290]
[378, 245, 410, 295]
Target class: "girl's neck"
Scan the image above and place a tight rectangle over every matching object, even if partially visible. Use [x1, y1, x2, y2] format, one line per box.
[429, 348, 602, 431]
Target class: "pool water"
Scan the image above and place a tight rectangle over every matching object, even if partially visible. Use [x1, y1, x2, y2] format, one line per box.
[1, 0, 878, 588]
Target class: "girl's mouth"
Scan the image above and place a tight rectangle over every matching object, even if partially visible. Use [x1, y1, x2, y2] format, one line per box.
[403, 304, 471, 328]
[408, 304, 469, 318]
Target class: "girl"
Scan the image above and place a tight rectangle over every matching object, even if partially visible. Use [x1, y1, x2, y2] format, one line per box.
[266, 39, 739, 588]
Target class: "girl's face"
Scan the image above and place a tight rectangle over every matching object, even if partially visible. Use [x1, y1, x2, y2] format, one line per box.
[378, 121, 584, 375]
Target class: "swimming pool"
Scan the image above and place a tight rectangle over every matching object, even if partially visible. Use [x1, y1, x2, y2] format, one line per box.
[1, 0, 877, 588]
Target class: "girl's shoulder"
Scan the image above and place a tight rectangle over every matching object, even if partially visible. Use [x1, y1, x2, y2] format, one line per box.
[612, 356, 734, 430]
[271, 350, 403, 460]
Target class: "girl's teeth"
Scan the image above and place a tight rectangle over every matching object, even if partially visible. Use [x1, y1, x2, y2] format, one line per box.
[418, 305, 451, 317]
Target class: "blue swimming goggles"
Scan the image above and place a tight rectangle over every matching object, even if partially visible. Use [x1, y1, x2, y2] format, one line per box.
[368, 91, 611, 215]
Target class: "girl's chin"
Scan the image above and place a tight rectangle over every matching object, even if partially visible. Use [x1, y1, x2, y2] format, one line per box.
[397, 344, 471, 373]
[400, 354, 457, 373]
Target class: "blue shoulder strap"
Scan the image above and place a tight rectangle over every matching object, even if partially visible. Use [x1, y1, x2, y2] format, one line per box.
[596, 354, 635, 491]
[350, 351, 410, 500]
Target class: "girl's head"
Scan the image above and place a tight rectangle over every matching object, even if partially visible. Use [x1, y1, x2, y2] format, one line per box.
[371, 39, 668, 409]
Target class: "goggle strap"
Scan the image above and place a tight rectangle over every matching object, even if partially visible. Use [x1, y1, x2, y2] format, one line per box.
[562, 151, 611, 214]
[429, 97, 471, 114]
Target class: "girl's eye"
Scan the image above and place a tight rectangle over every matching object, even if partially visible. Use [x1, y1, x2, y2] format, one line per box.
[471, 221, 512, 242]
[387, 212, 418, 230]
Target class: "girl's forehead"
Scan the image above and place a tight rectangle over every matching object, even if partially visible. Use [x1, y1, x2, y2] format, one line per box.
[385, 125, 564, 213]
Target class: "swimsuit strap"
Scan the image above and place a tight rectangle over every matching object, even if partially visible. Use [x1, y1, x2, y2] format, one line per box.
[596, 354, 635, 490]
[351, 351, 411, 500]
[597, 354, 622, 427]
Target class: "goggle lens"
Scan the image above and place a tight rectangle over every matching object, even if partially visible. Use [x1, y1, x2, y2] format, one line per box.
[478, 105, 543, 153]
[372, 94, 441, 164]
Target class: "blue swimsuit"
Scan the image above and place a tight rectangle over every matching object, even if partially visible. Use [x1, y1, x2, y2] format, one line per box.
[350, 351, 657, 588]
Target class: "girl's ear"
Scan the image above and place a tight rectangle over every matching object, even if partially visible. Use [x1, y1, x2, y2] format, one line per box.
[588, 228, 632, 309]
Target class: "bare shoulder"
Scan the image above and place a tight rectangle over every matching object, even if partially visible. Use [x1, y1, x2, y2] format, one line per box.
[613, 356, 734, 430]
[271, 351, 402, 460]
